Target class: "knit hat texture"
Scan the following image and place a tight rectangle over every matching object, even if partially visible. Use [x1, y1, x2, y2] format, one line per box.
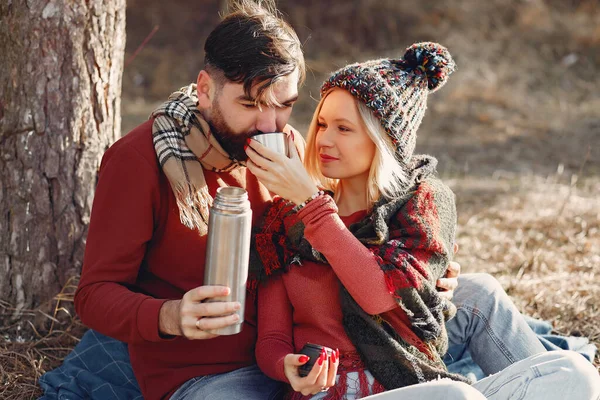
[321, 42, 456, 163]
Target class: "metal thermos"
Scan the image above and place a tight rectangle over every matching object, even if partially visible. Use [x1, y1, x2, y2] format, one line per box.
[203, 186, 252, 335]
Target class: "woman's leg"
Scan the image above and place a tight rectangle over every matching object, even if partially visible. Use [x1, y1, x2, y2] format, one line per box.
[472, 350, 600, 400]
[362, 380, 486, 400]
[309, 372, 485, 400]
[445, 273, 546, 375]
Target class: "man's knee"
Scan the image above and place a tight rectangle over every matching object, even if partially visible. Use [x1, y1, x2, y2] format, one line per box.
[455, 273, 507, 308]
[459, 273, 502, 295]
[552, 351, 600, 397]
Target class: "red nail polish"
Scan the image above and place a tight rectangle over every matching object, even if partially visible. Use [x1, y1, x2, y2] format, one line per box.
[299, 355, 309, 363]
[246, 138, 251, 144]
[331, 352, 336, 363]
[244, 144, 248, 151]
[318, 354, 324, 366]
[336, 348, 340, 359]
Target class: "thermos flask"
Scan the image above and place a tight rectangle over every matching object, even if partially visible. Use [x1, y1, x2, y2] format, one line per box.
[203, 186, 252, 335]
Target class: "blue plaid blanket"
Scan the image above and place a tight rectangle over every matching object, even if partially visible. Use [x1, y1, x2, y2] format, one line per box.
[38, 330, 142, 400]
[39, 317, 597, 399]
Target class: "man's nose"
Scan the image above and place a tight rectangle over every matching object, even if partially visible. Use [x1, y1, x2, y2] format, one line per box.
[255, 107, 277, 133]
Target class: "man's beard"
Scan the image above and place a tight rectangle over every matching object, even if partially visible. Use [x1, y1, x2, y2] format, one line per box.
[206, 104, 258, 162]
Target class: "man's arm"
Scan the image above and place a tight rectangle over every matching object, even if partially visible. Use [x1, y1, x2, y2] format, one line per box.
[437, 244, 460, 300]
[75, 142, 242, 343]
[74, 142, 170, 344]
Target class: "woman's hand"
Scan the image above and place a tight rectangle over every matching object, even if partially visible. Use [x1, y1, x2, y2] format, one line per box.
[283, 348, 339, 396]
[245, 134, 319, 205]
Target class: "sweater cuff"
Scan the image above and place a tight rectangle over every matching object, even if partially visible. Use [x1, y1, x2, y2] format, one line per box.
[276, 355, 289, 383]
[296, 193, 337, 224]
[137, 297, 172, 342]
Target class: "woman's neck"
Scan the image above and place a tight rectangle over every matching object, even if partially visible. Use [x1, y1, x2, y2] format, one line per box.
[336, 175, 368, 216]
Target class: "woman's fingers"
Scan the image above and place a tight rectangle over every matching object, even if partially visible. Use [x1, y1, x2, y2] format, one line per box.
[326, 348, 339, 388]
[245, 158, 268, 180]
[245, 145, 271, 170]
[310, 348, 330, 395]
[247, 138, 284, 163]
[284, 349, 337, 396]
[287, 132, 301, 160]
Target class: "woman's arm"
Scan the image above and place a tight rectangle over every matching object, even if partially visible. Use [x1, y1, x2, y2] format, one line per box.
[297, 195, 398, 315]
[255, 275, 295, 382]
[298, 180, 456, 316]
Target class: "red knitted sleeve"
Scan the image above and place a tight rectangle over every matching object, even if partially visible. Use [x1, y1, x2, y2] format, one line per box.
[74, 140, 170, 344]
[297, 195, 397, 315]
[256, 275, 294, 383]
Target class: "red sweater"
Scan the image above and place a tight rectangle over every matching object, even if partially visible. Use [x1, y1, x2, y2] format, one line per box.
[255, 195, 430, 383]
[74, 120, 272, 400]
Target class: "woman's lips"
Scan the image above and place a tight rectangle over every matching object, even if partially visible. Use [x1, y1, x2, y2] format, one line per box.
[319, 154, 339, 163]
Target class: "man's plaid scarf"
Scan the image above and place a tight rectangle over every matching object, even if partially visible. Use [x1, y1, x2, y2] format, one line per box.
[151, 84, 242, 234]
[249, 157, 471, 393]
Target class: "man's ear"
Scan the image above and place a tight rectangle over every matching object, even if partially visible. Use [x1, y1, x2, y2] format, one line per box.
[196, 70, 214, 109]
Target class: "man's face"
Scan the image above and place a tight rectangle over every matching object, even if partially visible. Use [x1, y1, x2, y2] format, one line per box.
[203, 69, 299, 161]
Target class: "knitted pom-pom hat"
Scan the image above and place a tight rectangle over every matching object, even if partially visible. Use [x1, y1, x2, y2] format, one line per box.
[321, 42, 456, 163]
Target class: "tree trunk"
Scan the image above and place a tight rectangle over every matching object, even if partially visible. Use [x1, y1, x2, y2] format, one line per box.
[0, 0, 125, 329]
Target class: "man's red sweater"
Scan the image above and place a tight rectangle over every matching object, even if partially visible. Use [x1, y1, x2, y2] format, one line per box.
[75, 120, 272, 400]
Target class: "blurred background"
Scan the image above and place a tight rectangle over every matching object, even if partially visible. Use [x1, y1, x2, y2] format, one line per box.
[122, 0, 599, 361]
[123, 0, 599, 178]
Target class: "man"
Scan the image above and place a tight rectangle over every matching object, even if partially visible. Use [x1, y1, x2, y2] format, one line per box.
[74, 2, 304, 399]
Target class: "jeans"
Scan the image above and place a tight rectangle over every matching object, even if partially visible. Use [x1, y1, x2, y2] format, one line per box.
[312, 351, 599, 400]
[472, 350, 600, 399]
[445, 273, 547, 375]
[310, 371, 486, 400]
[169, 364, 283, 400]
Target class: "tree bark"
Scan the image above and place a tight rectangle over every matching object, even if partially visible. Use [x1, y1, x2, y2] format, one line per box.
[0, 0, 125, 328]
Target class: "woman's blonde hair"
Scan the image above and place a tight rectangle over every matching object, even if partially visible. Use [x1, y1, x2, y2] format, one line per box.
[304, 89, 408, 209]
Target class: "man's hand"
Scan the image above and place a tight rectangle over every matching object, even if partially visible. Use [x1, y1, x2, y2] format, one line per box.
[436, 244, 460, 300]
[158, 286, 241, 340]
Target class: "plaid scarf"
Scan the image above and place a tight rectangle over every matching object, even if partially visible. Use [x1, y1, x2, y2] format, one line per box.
[150, 84, 242, 234]
[249, 156, 471, 396]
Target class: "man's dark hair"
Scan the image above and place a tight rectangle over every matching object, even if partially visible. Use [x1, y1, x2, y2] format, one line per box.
[204, 0, 305, 104]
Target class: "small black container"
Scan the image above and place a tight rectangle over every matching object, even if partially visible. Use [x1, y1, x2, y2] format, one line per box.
[298, 343, 332, 377]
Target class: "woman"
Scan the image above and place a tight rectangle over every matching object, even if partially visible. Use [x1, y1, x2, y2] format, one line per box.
[245, 42, 600, 399]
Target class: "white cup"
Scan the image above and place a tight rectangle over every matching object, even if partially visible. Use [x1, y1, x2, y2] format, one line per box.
[251, 132, 290, 158]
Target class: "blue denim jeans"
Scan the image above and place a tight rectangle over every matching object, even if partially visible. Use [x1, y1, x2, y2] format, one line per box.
[471, 350, 600, 399]
[314, 351, 599, 400]
[169, 364, 283, 400]
[309, 371, 486, 400]
[445, 273, 547, 376]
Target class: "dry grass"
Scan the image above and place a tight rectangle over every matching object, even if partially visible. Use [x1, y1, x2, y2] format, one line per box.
[0, 278, 84, 399]
[449, 174, 600, 370]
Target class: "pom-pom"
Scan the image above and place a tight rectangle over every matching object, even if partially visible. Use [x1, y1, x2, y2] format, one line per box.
[398, 42, 456, 92]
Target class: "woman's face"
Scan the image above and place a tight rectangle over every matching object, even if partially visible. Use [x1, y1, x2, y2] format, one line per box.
[315, 89, 376, 181]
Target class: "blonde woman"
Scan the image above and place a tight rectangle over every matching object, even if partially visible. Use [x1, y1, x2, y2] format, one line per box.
[245, 42, 600, 399]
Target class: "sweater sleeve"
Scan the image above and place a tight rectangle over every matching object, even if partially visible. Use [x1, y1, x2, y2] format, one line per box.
[255, 275, 294, 383]
[296, 195, 397, 315]
[74, 141, 170, 344]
